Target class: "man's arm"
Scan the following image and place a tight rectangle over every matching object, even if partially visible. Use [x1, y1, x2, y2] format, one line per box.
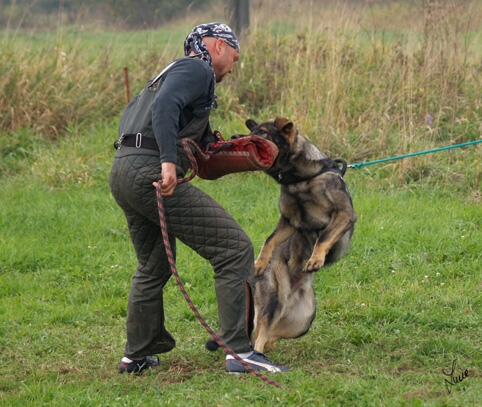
[151, 58, 211, 164]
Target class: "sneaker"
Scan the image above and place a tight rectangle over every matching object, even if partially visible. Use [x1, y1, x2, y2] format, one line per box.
[225, 351, 289, 373]
[118, 355, 159, 374]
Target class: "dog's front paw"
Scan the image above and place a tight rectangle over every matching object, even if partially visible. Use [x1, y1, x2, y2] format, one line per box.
[303, 257, 325, 273]
[254, 259, 269, 277]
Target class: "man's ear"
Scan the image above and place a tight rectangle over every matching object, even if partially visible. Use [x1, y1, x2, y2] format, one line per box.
[215, 38, 227, 55]
[203, 37, 224, 55]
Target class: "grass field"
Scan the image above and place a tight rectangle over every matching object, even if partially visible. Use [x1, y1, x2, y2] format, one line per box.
[1, 120, 480, 406]
[1, 1, 481, 406]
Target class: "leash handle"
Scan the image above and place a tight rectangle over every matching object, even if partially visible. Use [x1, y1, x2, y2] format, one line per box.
[155, 139, 284, 389]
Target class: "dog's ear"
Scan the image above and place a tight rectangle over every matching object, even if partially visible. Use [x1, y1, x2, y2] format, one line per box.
[274, 117, 296, 143]
[245, 119, 258, 131]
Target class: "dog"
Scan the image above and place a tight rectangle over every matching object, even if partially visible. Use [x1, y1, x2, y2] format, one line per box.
[246, 117, 357, 353]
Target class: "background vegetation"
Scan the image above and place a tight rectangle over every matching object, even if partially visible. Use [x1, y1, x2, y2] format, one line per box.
[0, 0, 481, 405]
[0, 0, 220, 29]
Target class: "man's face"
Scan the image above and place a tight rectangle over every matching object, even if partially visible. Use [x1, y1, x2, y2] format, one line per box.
[210, 39, 239, 83]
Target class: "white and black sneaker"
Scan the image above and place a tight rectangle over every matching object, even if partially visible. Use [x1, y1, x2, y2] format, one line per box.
[118, 355, 159, 374]
[225, 351, 289, 373]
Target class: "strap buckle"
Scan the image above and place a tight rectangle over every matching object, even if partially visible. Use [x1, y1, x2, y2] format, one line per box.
[135, 133, 142, 148]
[114, 134, 125, 150]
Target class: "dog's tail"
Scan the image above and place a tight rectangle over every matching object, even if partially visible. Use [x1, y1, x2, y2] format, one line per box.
[205, 339, 220, 351]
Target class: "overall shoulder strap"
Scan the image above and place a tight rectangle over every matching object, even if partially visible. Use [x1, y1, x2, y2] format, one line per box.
[147, 61, 177, 91]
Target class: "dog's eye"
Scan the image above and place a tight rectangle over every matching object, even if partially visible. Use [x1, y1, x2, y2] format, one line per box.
[257, 129, 267, 135]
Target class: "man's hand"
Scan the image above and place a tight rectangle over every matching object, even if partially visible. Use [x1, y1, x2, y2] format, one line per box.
[153, 162, 177, 196]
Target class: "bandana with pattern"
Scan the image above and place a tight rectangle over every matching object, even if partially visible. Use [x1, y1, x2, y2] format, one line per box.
[183, 22, 240, 109]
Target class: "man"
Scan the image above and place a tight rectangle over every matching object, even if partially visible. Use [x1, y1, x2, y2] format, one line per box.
[109, 23, 288, 374]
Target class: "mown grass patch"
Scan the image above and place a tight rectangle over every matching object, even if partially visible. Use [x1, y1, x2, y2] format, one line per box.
[1, 122, 481, 406]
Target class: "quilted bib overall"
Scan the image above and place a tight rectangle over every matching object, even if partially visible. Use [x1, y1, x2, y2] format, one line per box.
[109, 60, 255, 358]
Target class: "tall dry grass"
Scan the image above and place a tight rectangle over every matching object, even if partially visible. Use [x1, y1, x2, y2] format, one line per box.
[1, 0, 481, 165]
[224, 0, 482, 156]
[0, 27, 182, 139]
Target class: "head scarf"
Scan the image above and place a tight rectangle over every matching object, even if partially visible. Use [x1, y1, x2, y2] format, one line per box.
[183, 22, 240, 109]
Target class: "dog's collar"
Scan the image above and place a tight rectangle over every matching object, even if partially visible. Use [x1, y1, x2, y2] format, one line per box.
[276, 158, 347, 185]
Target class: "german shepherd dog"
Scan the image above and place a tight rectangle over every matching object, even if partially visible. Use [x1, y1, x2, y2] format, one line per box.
[246, 117, 357, 353]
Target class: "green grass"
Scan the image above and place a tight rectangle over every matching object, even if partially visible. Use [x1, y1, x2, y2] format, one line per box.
[0, 120, 481, 406]
[1, 1, 481, 405]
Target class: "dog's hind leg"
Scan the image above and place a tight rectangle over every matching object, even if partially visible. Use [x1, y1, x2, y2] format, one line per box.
[254, 316, 283, 353]
[253, 327, 269, 353]
[253, 293, 286, 353]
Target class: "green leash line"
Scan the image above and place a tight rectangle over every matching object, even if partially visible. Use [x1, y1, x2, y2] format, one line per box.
[348, 139, 482, 169]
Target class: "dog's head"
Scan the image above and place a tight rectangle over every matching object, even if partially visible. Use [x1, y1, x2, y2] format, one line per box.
[244, 117, 336, 183]
[245, 117, 297, 148]
[244, 117, 298, 177]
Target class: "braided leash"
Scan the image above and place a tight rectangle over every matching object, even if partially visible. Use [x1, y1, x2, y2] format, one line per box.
[155, 138, 283, 389]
